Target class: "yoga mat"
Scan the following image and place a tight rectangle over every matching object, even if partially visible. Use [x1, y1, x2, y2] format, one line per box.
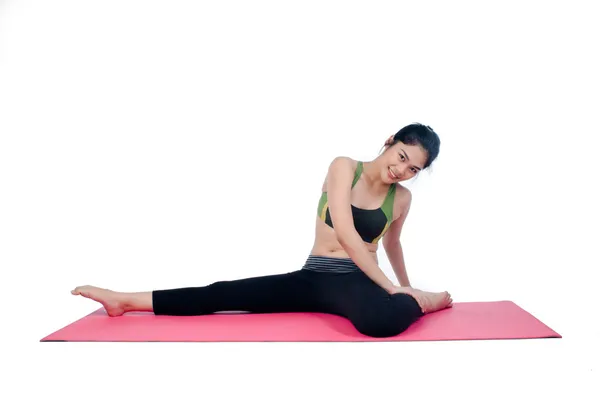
[41, 300, 561, 342]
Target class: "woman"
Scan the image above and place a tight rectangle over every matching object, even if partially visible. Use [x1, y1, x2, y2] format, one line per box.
[72, 123, 453, 338]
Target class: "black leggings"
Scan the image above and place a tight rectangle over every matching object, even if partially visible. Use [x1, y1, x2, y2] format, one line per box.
[152, 268, 424, 338]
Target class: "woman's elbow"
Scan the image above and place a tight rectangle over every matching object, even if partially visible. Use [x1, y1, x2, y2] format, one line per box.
[382, 236, 400, 249]
[334, 226, 358, 249]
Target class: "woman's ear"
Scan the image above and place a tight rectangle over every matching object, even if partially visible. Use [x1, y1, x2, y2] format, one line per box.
[385, 135, 394, 146]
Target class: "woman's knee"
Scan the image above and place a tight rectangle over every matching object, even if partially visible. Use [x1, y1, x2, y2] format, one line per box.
[354, 314, 412, 338]
[352, 306, 417, 338]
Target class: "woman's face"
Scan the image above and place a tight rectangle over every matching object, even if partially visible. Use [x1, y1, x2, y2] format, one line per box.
[381, 141, 428, 183]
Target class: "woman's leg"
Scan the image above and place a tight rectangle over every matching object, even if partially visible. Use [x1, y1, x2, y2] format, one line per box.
[71, 286, 152, 316]
[313, 271, 450, 338]
[71, 270, 317, 317]
[152, 271, 317, 315]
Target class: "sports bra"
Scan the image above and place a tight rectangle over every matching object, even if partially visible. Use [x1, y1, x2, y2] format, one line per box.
[317, 161, 396, 244]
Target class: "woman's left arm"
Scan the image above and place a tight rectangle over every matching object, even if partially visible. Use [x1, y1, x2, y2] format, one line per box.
[382, 187, 413, 287]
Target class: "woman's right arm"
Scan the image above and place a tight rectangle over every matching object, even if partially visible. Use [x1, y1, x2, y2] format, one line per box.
[326, 156, 397, 294]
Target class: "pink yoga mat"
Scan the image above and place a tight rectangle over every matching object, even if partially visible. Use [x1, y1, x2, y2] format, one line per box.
[41, 301, 560, 342]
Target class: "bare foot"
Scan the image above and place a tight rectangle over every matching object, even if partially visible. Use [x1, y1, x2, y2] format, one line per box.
[393, 287, 453, 314]
[417, 290, 453, 314]
[71, 285, 127, 316]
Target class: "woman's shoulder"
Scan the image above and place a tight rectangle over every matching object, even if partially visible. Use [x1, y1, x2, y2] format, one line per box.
[392, 183, 412, 219]
[328, 155, 359, 169]
[394, 183, 411, 200]
[320, 156, 360, 190]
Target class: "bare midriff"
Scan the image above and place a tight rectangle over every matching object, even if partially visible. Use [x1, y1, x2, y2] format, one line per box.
[309, 215, 379, 263]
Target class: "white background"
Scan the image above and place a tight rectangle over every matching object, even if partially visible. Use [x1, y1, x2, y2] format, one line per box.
[1, 0, 598, 396]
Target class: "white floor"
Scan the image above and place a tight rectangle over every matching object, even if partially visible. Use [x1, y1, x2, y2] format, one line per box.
[23, 329, 599, 397]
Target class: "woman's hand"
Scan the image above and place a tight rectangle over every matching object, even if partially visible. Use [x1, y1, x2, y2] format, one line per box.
[390, 286, 428, 313]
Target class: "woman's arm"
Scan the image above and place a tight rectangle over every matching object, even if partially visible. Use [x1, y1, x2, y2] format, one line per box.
[382, 188, 413, 287]
[327, 156, 397, 294]
[384, 241, 411, 287]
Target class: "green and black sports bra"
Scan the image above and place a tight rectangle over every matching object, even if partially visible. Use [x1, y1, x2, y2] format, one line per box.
[317, 161, 396, 244]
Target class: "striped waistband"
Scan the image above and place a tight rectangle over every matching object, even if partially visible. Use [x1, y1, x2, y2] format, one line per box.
[301, 255, 362, 273]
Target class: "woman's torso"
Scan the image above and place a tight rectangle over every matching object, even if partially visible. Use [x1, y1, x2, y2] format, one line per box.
[309, 158, 405, 261]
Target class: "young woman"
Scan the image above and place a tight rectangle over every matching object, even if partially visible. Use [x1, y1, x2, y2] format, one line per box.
[72, 123, 453, 338]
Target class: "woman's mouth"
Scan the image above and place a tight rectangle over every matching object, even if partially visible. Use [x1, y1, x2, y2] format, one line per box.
[388, 167, 399, 180]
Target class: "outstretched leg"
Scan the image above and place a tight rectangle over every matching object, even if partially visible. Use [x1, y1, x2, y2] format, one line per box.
[72, 270, 317, 316]
[152, 271, 317, 315]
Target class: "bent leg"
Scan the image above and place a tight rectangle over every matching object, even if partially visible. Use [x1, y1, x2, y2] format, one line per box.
[152, 270, 317, 316]
[347, 293, 423, 338]
[315, 272, 423, 338]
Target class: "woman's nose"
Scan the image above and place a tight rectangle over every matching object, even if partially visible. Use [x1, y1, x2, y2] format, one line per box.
[396, 165, 408, 176]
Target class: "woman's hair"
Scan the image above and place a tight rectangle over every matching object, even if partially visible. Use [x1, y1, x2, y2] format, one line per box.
[387, 122, 440, 169]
